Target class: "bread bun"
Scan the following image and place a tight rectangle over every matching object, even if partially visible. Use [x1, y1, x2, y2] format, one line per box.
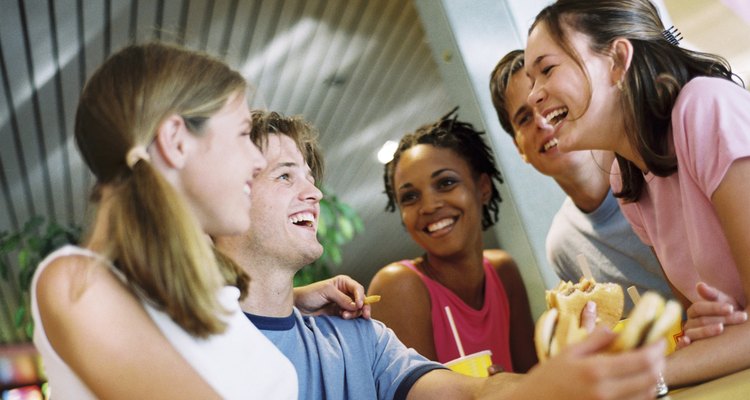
[609, 292, 682, 352]
[535, 286, 681, 361]
[545, 278, 624, 329]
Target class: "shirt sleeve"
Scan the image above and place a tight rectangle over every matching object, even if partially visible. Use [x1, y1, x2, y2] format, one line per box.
[672, 77, 750, 197]
[368, 319, 446, 400]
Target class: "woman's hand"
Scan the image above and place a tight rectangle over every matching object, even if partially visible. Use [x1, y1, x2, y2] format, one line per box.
[677, 282, 747, 349]
[293, 275, 372, 319]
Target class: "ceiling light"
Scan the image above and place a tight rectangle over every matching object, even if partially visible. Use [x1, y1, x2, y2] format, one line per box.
[377, 140, 399, 164]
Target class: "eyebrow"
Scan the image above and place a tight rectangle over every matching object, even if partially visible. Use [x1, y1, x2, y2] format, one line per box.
[531, 54, 549, 70]
[268, 161, 297, 173]
[396, 168, 455, 191]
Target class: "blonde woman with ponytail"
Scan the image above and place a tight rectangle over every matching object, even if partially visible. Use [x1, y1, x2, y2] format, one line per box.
[30, 43, 367, 399]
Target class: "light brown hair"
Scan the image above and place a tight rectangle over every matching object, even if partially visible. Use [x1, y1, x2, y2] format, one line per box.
[75, 42, 249, 337]
[250, 110, 324, 183]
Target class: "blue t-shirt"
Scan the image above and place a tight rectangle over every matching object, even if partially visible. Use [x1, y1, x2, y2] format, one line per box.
[246, 309, 445, 400]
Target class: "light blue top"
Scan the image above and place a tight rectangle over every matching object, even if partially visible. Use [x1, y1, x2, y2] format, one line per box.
[246, 308, 445, 400]
[546, 190, 674, 312]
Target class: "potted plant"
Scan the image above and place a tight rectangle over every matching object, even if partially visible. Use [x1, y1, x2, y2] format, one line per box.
[0, 216, 80, 395]
[293, 187, 364, 287]
[0, 216, 81, 344]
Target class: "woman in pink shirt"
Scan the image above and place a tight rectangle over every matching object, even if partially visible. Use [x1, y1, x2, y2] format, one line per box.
[368, 109, 537, 373]
[525, 0, 750, 388]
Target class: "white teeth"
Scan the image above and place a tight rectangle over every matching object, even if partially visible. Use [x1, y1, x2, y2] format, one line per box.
[243, 184, 251, 195]
[543, 138, 559, 152]
[290, 212, 315, 225]
[544, 107, 568, 126]
[427, 218, 454, 233]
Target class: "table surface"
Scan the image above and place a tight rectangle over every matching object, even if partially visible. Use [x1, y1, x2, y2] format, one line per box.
[666, 368, 750, 399]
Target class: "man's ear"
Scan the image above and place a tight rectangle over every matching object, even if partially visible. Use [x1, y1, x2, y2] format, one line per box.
[478, 173, 492, 204]
[154, 114, 191, 169]
[611, 38, 633, 85]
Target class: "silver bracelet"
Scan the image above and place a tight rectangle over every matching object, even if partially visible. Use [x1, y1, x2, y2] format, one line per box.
[656, 371, 669, 398]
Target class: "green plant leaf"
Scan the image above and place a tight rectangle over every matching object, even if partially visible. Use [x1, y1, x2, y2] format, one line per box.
[0, 258, 9, 280]
[14, 306, 26, 327]
[318, 201, 335, 237]
[328, 245, 342, 265]
[18, 248, 30, 271]
[1, 216, 81, 343]
[0, 233, 21, 252]
[337, 217, 354, 241]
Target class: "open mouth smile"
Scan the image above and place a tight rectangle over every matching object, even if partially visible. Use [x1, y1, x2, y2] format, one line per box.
[424, 217, 456, 234]
[290, 212, 315, 228]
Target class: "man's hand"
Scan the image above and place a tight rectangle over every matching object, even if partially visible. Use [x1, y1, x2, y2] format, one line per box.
[677, 282, 747, 349]
[293, 275, 372, 319]
[516, 329, 666, 400]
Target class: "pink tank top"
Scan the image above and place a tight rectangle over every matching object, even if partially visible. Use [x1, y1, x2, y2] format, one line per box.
[399, 258, 513, 372]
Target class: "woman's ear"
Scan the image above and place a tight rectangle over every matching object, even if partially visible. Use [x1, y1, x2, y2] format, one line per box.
[611, 38, 634, 85]
[478, 173, 492, 204]
[153, 114, 191, 169]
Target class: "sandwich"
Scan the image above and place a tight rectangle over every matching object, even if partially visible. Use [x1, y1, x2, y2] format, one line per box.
[535, 288, 682, 361]
[546, 278, 625, 329]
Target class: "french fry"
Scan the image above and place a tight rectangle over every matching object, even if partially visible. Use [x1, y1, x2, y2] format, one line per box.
[364, 295, 381, 305]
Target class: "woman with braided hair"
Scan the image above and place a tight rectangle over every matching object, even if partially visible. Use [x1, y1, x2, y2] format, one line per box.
[368, 108, 537, 373]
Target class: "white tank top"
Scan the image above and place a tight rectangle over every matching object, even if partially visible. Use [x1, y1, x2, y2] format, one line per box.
[31, 245, 297, 399]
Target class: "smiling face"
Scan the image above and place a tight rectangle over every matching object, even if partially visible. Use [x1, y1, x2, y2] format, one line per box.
[245, 133, 323, 269]
[180, 92, 266, 237]
[525, 21, 624, 154]
[505, 69, 596, 179]
[393, 144, 490, 258]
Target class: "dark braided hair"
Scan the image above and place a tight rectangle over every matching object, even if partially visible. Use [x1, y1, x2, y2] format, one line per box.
[384, 107, 503, 230]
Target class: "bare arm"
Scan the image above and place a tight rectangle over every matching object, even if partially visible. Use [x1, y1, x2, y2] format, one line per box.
[406, 329, 664, 400]
[36, 256, 220, 399]
[368, 263, 436, 360]
[486, 249, 538, 372]
[665, 158, 750, 387]
[677, 282, 746, 348]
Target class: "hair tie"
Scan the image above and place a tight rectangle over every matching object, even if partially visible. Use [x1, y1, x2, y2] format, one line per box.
[126, 145, 151, 169]
[661, 26, 682, 46]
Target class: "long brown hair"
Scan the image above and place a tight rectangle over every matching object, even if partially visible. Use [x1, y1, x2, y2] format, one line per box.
[75, 42, 249, 337]
[531, 0, 740, 201]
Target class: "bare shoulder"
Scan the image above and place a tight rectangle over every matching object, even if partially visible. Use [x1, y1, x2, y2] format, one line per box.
[35, 253, 138, 343]
[36, 254, 124, 303]
[483, 249, 519, 273]
[369, 262, 427, 295]
[483, 249, 526, 297]
[367, 261, 430, 315]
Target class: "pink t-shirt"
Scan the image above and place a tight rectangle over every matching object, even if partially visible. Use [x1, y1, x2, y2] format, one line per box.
[612, 77, 750, 308]
[398, 258, 513, 371]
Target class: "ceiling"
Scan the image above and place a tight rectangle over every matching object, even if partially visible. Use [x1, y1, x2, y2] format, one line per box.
[0, 0, 457, 288]
[1, 0, 749, 292]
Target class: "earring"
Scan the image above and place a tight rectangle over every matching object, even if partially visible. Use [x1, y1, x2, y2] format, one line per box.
[521, 153, 529, 163]
[616, 80, 624, 92]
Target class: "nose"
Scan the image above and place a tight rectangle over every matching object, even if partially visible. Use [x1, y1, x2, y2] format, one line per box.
[301, 179, 323, 203]
[250, 143, 267, 179]
[527, 80, 546, 108]
[419, 191, 443, 215]
[533, 110, 553, 131]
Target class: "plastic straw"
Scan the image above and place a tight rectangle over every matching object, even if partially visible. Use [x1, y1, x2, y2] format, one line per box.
[444, 306, 465, 357]
[576, 254, 593, 280]
[627, 285, 641, 305]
